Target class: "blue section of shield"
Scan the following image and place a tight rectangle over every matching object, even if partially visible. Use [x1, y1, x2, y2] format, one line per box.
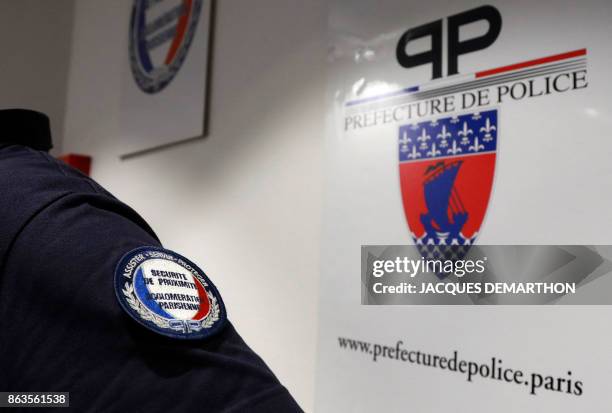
[134, 267, 173, 318]
[399, 109, 498, 163]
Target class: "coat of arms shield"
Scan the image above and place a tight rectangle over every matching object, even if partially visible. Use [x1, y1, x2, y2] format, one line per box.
[399, 109, 497, 257]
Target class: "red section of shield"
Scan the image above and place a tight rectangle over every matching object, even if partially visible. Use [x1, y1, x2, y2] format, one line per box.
[400, 153, 496, 239]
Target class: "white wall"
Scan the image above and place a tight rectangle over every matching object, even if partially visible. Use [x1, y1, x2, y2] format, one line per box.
[0, 0, 74, 153]
[62, 0, 326, 410]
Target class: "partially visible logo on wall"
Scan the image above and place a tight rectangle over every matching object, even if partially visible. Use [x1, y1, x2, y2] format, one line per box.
[343, 3, 589, 252]
[129, 0, 203, 94]
[399, 109, 497, 254]
[396, 5, 502, 80]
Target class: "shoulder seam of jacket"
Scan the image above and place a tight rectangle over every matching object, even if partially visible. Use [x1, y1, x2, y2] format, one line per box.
[39, 150, 102, 194]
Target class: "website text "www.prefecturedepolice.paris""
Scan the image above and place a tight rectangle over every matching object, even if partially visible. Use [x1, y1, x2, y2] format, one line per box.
[338, 337, 583, 396]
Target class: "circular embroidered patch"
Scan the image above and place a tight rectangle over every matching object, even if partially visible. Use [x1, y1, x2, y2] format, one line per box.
[114, 246, 226, 339]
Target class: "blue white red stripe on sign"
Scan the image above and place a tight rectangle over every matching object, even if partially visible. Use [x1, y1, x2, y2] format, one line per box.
[345, 48, 587, 107]
[346, 86, 420, 107]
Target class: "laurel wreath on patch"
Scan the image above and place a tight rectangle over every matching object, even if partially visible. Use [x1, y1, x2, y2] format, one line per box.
[122, 282, 220, 331]
[201, 292, 220, 329]
[123, 282, 171, 329]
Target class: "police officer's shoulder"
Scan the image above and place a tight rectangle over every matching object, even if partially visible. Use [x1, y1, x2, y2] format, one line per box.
[0, 109, 107, 201]
[0, 109, 156, 265]
[0, 110, 303, 411]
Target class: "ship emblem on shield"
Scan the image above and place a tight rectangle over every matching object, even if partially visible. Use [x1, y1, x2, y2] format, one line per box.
[399, 109, 497, 259]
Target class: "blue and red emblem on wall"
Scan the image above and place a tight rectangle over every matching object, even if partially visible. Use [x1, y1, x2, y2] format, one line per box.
[399, 110, 497, 253]
[129, 0, 203, 94]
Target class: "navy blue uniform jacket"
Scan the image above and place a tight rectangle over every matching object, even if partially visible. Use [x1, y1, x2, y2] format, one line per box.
[0, 143, 302, 412]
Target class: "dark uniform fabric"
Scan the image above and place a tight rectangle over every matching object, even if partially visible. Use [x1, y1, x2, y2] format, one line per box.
[0, 117, 302, 412]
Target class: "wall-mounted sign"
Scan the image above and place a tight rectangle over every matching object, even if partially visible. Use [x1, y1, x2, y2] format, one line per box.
[119, 0, 214, 158]
[318, 0, 612, 411]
